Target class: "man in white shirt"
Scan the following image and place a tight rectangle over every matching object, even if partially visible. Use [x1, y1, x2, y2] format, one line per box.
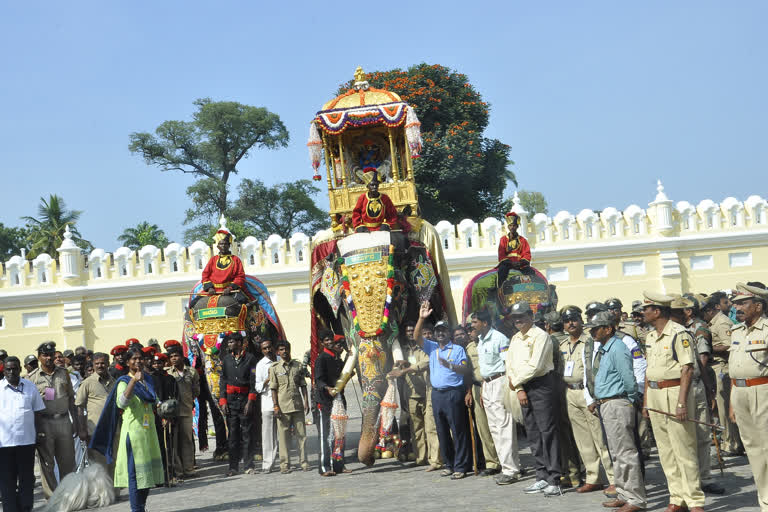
[254, 339, 278, 473]
[0, 356, 46, 512]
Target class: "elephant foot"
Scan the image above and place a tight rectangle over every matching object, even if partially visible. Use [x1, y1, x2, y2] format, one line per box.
[358, 450, 376, 467]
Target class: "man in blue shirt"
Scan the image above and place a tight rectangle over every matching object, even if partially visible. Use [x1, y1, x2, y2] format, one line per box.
[586, 312, 645, 512]
[415, 300, 472, 479]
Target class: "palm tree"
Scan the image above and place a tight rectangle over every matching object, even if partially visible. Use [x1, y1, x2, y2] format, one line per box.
[118, 222, 170, 250]
[22, 195, 91, 258]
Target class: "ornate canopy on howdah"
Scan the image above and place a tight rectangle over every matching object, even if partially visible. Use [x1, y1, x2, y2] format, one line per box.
[307, 67, 424, 231]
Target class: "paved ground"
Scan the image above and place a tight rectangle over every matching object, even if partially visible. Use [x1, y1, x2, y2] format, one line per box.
[31, 382, 761, 511]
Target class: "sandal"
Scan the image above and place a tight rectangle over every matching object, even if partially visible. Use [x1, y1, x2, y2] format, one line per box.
[226, 470, 237, 477]
[321, 471, 336, 477]
[440, 469, 453, 477]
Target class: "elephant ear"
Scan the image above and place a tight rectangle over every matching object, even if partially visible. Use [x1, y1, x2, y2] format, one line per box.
[407, 251, 438, 304]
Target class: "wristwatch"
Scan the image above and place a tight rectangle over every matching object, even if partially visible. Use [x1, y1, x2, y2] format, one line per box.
[677, 403, 685, 408]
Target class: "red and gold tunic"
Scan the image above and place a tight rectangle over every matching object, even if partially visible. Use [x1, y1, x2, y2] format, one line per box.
[351, 192, 398, 231]
[202, 254, 247, 292]
[497, 234, 531, 264]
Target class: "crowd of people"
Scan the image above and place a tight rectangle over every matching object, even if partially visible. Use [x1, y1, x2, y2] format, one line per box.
[1, 281, 767, 512]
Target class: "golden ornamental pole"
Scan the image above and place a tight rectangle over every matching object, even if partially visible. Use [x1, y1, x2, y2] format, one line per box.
[387, 128, 400, 180]
[321, 132, 333, 190]
[338, 135, 347, 188]
[403, 130, 414, 179]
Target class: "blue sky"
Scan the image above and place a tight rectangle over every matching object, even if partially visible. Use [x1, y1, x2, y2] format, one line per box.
[1, 1, 766, 250]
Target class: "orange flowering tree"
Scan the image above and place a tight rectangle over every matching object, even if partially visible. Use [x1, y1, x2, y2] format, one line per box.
[336, 63, 516, 223]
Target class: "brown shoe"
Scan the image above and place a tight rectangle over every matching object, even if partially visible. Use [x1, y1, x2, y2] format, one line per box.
[603, 499, 627, 508]
[604, 484, 618, 497]
[663, 506, 685, 512]
[616, 505, 644, 512]
[576, 483, 604, 493]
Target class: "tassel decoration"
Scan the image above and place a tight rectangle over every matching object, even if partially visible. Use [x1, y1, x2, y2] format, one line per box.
[404, 106, 423, 158]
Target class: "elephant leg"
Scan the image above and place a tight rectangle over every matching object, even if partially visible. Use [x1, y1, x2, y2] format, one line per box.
[356, 338, 389, 466]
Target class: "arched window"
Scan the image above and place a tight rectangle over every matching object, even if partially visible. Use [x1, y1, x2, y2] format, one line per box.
[273, 252, 279, 264]
[444, 238, 449, 249]
[297, 249, 303, 262]
[250, 254, 255, 265]
[172, 260, 178, 272]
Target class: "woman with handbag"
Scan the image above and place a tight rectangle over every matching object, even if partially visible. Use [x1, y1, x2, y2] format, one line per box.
[90, 346, 164, 512]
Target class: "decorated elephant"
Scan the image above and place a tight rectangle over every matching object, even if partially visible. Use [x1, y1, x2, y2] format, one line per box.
[461, 264, 557, 331]
[310, 224, 456, 466]
[181, 275, 285, 454]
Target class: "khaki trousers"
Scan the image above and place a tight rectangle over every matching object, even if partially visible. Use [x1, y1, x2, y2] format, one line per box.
[601, 398, 646, 507]
[482, 377, 518, 475]
[425, 389, 442, 466]
[713, 362, 743, 453]
[557, 382, 581, 484]
[692, 380, 713, 482]
[36, 416, 76, 498]
[472, 384, 500, 469]
[408, 396, 428, 464]
[566, 388, 613, 485]
[276, 411, 307, 470]
[647, 386, 705, 508]
[174, 415, 196, 475]
[732, 384, 768, 511]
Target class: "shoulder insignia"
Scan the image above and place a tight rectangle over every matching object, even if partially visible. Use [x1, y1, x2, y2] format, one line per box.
[681, 338, 690, 348]
[631, 348, 643, 359]
[499, 346, 508, 353]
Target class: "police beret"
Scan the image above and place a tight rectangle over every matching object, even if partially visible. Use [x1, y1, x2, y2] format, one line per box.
[153, 353, 168, 362]
[37, 341, 56, 354]
[509, 301, 532, 316]
[732, 282, 768, 303]
[642, 291, 674, 307]
[141, 346, 157, 355]
[110, 345, 127, 356]
[125, 338, 140, 348]
[163, 340, 181, 350]
[585, 311, 614, 329]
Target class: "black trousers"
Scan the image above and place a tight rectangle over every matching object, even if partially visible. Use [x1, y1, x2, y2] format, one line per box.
[431, 386, 472, 473]
[227, 405, 253, 470]
[197, 377, 227, 454]
[0, 444, 36, 512]
[522, 372, 562, 485]
[317, 403, 345, 474]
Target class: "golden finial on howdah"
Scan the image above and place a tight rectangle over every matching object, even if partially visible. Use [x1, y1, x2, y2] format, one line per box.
[354, 66, 366, 83]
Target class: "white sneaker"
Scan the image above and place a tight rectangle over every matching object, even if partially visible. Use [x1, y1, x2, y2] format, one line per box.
[523, 479, 549, 493]
[542, 484, 562, 497]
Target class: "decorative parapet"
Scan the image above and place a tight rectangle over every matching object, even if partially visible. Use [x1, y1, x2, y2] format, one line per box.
[2, 184, 768, 292]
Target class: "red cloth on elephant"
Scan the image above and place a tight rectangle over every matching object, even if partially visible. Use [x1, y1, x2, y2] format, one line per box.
[497, 234, 531, 264]
[201, 254, 251, 298]
[351, 192, 398, 231]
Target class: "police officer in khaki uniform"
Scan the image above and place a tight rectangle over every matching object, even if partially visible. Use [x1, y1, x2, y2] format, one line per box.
[701, 296, 743, 456]
[671, 295, 724, 496]
[606, 298, 640, 342]
[560, 307, 614, 493]
[728, 283, 768, 511]
[641, 292, 705, 512]
[30, 341, 85, 497]
[168, 342, 200, 478]
[546, 309, 583, 489]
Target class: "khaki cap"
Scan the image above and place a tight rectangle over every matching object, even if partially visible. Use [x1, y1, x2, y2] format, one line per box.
[508, 301, 532, 316]
[670, 294, 695, 310]
[585, 311, 614, 329]
[642, 291, 674, 307]
[731, 282, 768, 302]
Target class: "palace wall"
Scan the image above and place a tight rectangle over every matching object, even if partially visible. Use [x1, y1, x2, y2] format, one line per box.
[1, 182, 767, 359]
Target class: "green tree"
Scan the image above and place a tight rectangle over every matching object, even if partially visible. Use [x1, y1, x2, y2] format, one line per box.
[128, 98, 290, 225]
[22, 195, 91, 258]
[182, 219, 255, 246]
[229, 179, 328, 239]
[0, 223, 29, 260]
[117, 222, 170, 250]
[505, 190, 549, 216]
[336, 64, 516, 223]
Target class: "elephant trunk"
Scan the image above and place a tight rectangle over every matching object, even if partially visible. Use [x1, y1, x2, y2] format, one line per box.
[357, 374, 387, 466]
[354, 337, 389, 466]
